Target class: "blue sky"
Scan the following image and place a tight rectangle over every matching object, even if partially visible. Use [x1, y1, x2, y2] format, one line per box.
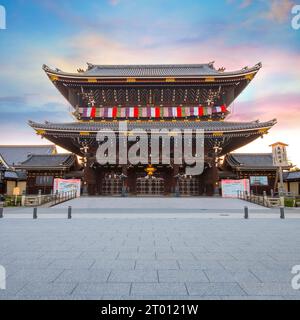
[0, 0, 300, 164]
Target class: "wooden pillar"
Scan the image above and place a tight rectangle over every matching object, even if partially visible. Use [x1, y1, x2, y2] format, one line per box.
[122, 165, 128, 195]
[211, 157, 220, 196]
[99, 169, 103, 195]
[163, 166, 173, 195]
[173, 165, 179, 195]
[82, 155, 97, 196]
[127, 166, 136, 194]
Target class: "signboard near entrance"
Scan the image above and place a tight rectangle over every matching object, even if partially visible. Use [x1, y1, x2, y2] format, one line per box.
[221, 179, 250, 198]
[250, 176, 268, 186]
[53, 179, 81, 197]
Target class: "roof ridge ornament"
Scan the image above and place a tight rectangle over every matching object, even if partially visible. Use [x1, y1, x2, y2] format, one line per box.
[42, 64, 50, 71]
[86, 63, 94, 71]
[208, 61, 215, 69]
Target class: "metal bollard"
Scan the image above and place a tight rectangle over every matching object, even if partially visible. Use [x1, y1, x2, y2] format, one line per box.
[33, 207, 38, 219]
[244, 206, 249, 219]
[68, 206, 72, 219]
[280, 206, 285, 219]
[0, 205, 3, 218]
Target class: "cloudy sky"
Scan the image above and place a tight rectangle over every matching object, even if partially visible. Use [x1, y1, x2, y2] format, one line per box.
[0, 0, 299, 164]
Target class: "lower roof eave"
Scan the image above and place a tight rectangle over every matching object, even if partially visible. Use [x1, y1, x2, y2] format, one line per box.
[28, 119, 277, 135]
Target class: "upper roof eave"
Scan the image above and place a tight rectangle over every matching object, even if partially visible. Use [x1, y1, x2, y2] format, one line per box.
[42, 63, 262, 81]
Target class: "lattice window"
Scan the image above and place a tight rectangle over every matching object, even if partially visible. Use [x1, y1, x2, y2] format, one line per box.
[153, 89, 161, 105]
[140, 89, 148, 105]
[105, 89, 114, 104]
[129, 89, 137, 104]
[175, 88, 185, 104]
[117, 89, 125, 104]
[35, 176, 54, 186]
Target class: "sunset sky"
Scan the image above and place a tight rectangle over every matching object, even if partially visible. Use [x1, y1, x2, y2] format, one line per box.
[0, 0, 299, 165]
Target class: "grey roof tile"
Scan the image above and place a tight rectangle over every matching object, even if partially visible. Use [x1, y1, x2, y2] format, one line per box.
[284, 171, 300, 181]
[84, 64, 220, 77]
[226, 153, 276, 169]
[0, 145, 56, 166]
[18, 154, 75, 169]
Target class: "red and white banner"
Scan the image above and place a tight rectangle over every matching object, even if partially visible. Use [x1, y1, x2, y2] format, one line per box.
[80, 104, 227, 119]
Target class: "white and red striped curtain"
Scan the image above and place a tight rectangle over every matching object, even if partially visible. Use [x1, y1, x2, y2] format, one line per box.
[79, 105, 227, 119]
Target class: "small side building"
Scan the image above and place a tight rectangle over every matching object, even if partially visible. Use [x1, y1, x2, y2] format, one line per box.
[222, 153, 278, 195]
[15, 154, 81, 194]
[0, 145, 57, 195]
[283, 171, 300, 196]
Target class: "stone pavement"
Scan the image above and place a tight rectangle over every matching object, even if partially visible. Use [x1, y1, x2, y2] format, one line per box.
[3, 197, 300, 218]
[1, 199, 300, 300]
[55, 197, 265, 210]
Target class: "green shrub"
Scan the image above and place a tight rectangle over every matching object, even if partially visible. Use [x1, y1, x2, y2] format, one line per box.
[284, 198, 296, 207]
[3, 195, 22, 207]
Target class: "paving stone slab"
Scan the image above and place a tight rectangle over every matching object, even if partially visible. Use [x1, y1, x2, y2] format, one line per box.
[131, 283, 188, 296]
[108, 270, 158, 283]
[186, 282, 247, 296]
[73, 283, 131, 296]
[158, 270, 209, 283]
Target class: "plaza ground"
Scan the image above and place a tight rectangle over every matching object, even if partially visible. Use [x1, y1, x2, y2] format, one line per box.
[0, 197, 300, 300]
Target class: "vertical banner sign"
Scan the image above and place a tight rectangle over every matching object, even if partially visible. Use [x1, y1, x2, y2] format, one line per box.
[270, 143, 289, 167]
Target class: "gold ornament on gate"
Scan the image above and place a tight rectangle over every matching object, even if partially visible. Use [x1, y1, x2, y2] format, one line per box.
[145, 164, 156, 176]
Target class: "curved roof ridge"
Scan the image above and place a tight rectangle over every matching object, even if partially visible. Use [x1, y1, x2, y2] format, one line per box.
[87, 63, 215, 68]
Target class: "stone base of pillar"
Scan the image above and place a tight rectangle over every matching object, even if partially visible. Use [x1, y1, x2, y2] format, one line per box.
[82, 183, 88, 196]
[213, 186, 220, 197]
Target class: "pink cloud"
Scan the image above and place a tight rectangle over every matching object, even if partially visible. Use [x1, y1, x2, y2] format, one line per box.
[228, 93, 300, 166]
[264, 0, 295, 23]
[228, 93, 300, 128]
[108, 0, 120, 5]
[240, 0, 252, 9]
